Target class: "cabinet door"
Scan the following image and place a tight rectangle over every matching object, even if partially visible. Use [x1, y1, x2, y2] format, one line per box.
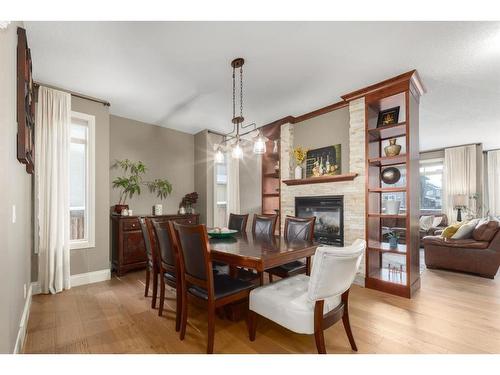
[122, 231, 147, 264]
[175, 216, 197, 225]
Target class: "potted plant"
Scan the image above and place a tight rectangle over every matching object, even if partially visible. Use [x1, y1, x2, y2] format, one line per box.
[293, 146, 308, 179]
[387, 231, 400, 249]
[112, 159, 173, 214]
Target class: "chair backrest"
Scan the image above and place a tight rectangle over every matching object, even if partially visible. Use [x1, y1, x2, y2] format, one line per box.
[139, 217, 154, 264]
[252, 214, 278, 237]
[173, 223, 212, 283]
[228, 213, 249, 233]
[152, 219, 176, 268]
[284, 216, 316, 242]
[307, 239, 366, 301]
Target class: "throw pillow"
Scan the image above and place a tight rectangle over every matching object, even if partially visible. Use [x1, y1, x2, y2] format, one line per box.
[442, 223, 463, 239]
[472, 220, 500, 242]
[451, 219, 480, 239]
[419, 215, 434, 231]
[432, 216, 443, 228]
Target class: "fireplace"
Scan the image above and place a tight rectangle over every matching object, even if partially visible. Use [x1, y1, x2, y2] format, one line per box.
[295, 195, 344, 246]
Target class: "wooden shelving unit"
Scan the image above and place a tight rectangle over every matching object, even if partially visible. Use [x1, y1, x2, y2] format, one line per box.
[261, 122, 282, 235]
[347, 70, 424, 299]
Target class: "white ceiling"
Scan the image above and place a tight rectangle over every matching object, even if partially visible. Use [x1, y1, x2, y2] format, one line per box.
[25, 21, 500, 151]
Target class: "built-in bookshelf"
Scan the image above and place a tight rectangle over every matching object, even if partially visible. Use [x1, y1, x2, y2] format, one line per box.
[260, 122, 281, 234]
[344, 70, 424, 298]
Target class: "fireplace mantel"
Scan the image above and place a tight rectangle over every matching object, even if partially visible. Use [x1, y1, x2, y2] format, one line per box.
[282, 173, 358, 186]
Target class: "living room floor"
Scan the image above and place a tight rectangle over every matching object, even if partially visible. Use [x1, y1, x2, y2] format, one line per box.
[23, 267, 500, 354]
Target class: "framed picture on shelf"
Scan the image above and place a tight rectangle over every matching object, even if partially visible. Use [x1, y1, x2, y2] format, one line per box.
[377, 106, 400, 127]
[305, 144, 341, 178]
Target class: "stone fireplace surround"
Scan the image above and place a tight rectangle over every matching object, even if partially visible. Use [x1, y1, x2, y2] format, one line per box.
[280, 98, 366, 281]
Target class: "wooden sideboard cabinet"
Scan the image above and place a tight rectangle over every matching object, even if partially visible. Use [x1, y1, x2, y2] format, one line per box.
[111, 213, 199, 276]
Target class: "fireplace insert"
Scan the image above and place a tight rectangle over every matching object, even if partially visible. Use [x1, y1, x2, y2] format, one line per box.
[295, 195, 344, 246]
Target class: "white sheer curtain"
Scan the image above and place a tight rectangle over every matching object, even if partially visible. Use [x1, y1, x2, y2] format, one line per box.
[226, 153, 240, 220]
[35, 86, 71, 294]
[487, 150, 500, 216]
[443, 145, 477, 222]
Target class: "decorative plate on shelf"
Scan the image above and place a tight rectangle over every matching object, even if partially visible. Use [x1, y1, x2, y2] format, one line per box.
[207, 228, 238, 239]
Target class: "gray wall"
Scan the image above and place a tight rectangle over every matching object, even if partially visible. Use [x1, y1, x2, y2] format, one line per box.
[110, 115, 195, 216]
[69, 97, 110, 275]
[0, 22, 33, 353]
[292, 107, 350, 173]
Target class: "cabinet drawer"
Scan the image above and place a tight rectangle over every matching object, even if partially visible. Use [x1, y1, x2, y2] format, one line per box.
[122, 219, 140, 231]
[175, 217, 196, 225]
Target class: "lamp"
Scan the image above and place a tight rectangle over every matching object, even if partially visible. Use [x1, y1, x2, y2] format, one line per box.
[453, 194, 467, 222]
[231, 140, 243, 159]
[253, 130, 267, 155]
[214, 146, 224, 164]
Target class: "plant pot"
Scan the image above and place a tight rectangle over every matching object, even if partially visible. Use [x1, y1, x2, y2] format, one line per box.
[384, 138, 402, 157]
[114, 204, 129, 214]
[385, 200, 401, 215]
[294, 165, 303, 179]
[389, 237, 398, 249]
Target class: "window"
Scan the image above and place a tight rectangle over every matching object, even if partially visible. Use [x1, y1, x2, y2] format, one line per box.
[214, 154, 228, 227]
[420, 158, 443, 212]
[69, 111, 95, 249]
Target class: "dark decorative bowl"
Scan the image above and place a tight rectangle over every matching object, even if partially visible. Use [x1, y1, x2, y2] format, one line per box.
[381, 167, 401, 184]
[207, 229, 238, 239]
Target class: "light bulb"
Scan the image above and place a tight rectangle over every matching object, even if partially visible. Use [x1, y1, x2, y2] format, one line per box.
[232, 142, 243, 159]
[215, 148, 224, 163]
[253, 135, 266, 155]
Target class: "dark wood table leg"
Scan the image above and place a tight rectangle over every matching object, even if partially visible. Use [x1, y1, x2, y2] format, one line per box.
[306, 257, 312, 276]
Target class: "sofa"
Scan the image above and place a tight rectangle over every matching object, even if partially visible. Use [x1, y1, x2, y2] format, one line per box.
[422, 220, 500, 279]
[383, 213, 448, 247]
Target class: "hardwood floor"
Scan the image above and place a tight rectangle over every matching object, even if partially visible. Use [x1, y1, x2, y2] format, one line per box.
[23, 268, 500, 354]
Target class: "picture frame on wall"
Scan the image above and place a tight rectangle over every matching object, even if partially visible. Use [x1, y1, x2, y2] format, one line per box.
[377, 106, 400, 127]
[305, 144, 341, 178]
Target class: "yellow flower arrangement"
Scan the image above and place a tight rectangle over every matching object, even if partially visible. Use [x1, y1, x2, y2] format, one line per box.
[293, 146, 308, 166]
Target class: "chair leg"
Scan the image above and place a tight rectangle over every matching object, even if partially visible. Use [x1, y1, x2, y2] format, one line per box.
[144, 267, 150, 297]
[314, 300, 326, 354]
[158, 272, 165, 317]
[179, 287, 188, 340]
[175, 282, 182, 332]
[248, 310, 257, 341]
[151, 269, 158, 309]
[268, 273, 273, 283]
[306, 257, 311, 276]
[207, 303, 216, 354]
[341, 290, 357, 351]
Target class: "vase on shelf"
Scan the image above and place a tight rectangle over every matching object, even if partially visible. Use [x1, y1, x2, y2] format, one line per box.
[389, 237, 398, 249]
[273, 140, 279, 153]
[294, 165, 303, 179]
[385, 200, 401, 215]
[384, 138, 402, 157]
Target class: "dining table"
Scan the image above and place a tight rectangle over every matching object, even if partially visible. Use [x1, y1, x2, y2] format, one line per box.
[208, 232, 319, 320]
[209, 232, 319, 281]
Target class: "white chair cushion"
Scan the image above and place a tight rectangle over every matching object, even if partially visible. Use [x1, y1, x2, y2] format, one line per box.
[249, 274, 341, 334]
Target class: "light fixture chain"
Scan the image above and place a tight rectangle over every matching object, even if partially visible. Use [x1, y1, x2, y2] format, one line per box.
[240, 66, 243, 118]
[232, 66, 236, 119]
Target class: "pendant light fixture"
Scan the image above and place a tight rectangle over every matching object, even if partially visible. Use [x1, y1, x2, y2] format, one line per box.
[214, 57, 268, 161]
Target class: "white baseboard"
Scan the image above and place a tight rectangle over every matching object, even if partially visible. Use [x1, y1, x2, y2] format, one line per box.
[13, 283, 33, 354]
[70, 268, 111, 288]
[353, 272, 365, 287]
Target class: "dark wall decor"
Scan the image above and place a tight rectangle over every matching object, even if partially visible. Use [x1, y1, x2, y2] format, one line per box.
[305, 144, 341, 178]
[16, 27, 35, 174]
[377, 106, 400, 127]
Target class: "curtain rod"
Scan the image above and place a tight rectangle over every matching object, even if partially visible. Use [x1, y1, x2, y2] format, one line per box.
[421, 142, 482, 154]
[34, 81, 111, 107]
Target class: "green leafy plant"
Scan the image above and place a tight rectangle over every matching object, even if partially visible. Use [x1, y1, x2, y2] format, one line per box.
[112, 159, 173, 205]
[387, 231, 400, 241]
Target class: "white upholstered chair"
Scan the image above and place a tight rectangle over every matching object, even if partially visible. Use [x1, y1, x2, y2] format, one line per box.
[248, 239, 366, 354]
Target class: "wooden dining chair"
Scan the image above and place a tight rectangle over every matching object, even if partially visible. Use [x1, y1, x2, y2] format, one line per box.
[151, 219, 182, 331]
[172, 223, 255, 353]
[267, 216, 316, 282]
[248, 239, 366, 354]
[228, 213, 249, 233]
[139, 217, 158, 306]
[252, 214, 278, 237]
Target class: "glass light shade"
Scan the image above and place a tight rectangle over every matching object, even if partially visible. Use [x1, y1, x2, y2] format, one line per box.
[214, 148, 224, 164]
[231, 142, 243, 159]
[253, 135, 267, 155]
